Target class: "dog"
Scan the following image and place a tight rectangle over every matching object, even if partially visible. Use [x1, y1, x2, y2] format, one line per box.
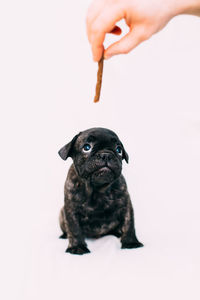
[58, 127, 143, 254]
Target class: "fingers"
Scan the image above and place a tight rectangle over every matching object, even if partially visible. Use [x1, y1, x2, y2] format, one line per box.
[91, 43, 105, 63]
[87, 4, 125, 61]
[104, 26, 150, 59]
[86, 0, 105, 39]
[89, 26, 122, 62]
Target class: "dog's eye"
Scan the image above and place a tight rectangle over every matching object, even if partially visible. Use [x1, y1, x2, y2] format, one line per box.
[116, 146, 122, 156]
[82, 144, 92, 152]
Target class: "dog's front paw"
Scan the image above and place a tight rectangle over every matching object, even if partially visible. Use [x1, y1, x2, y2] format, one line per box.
[59, 233, 67, 239]
[121, 240, 144, 249]
[66, 245, 90, 255]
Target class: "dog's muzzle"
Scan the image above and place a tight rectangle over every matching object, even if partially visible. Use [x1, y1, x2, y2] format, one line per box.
[90, 151, 121, 186]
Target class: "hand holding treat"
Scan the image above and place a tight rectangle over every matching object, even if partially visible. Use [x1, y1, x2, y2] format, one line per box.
[87, 0, 200, 62]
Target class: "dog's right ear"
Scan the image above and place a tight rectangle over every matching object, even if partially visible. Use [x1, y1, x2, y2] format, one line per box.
[58, 133, 81, 160]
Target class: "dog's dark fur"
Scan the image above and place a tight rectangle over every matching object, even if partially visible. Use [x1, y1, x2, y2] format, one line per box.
[58, 128, 143, 255]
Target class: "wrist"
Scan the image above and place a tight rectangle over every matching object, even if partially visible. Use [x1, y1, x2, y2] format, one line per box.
[173, 0, 200, 16]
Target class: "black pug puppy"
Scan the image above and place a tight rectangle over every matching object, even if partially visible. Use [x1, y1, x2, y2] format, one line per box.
[58, 127, 143, 255]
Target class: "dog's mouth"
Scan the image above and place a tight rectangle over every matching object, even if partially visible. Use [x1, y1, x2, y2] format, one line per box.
[97, 166, 112, 173]
[90, 166, 115, 186]
[93, 166, 113, 177]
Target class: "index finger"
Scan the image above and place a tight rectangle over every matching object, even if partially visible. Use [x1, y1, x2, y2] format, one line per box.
[88, 5, 125, 61]
[91, 31, 106, 61]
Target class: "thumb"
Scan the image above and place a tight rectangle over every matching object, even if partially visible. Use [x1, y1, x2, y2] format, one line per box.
[104, 26, 149, 59]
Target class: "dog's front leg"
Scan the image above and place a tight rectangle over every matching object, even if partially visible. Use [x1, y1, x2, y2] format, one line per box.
[121, 200, 143, 249]
[64, 208, 90, 255]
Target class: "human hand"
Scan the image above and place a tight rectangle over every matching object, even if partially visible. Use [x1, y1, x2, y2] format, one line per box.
[86, 0, 200, 61]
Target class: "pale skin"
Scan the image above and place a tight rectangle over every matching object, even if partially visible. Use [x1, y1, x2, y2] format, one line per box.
[86, 0, 200, 61]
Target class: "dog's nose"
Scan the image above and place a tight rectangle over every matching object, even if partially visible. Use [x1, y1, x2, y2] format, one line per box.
[98, 152, 112, 161]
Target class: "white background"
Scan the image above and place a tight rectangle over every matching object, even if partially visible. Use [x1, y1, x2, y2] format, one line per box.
[0, 1, 200, 299]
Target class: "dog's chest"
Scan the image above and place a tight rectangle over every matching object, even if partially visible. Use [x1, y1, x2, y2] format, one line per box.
[77, 191, 125, 237]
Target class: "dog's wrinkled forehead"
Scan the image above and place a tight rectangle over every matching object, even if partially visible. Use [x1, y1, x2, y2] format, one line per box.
[58, 127, 129, 163]
[75, 128, 120, 149]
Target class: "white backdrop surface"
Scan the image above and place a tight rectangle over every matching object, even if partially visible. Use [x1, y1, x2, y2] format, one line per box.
[0, 1, 200, 300]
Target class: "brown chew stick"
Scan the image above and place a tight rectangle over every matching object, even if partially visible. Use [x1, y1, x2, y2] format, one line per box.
[94, 56, 104, 103]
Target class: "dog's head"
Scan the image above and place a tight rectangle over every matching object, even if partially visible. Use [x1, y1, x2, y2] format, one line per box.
[58, 128, 129, 187]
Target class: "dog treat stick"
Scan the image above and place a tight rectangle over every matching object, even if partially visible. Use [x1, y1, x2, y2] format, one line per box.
[94, 56, 104, 103]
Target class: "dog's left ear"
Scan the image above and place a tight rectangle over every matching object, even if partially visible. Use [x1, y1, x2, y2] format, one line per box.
[58, 133, 81, 160]
[122, 145, 129, 163]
